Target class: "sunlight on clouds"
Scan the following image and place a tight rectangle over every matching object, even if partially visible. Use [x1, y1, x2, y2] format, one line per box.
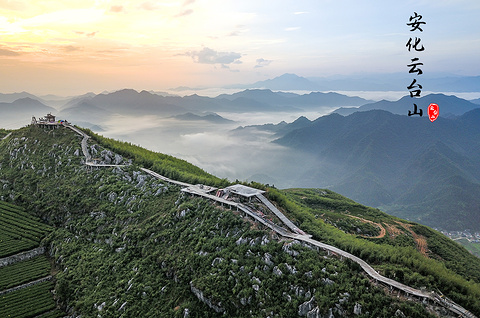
[0, 16, 25, 34]
[138, 1, 182, 9]
[21, 8, 104, 27]
[0, 1, 478, 94]
[0, 0, 264, 92]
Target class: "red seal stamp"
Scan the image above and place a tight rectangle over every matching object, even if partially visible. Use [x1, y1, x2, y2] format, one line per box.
[428, 103, 439, 122]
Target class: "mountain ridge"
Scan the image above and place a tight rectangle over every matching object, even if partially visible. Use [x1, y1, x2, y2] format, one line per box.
[225, 72, 480, 92]
[273, 109, 480, 231]
[334, 93, 480, 116]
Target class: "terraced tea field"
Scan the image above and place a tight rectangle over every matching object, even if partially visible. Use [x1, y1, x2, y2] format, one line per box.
[0, 201, 52, 258]
[0, 201, 64, 317]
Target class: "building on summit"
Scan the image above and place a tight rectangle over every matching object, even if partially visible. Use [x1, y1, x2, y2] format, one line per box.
[31, 113, 68, 129]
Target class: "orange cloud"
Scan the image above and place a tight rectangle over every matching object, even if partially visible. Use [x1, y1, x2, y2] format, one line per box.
[110, 5, 124, 13]
[0, 47, 21, 56]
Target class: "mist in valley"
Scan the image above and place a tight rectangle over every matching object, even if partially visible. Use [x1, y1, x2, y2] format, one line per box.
[3, 86, 480, 231]
[99, 110, 329, 188]
[0, 88, 364, 189]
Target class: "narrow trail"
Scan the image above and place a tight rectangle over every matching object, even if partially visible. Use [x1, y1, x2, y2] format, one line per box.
[64, 124, 126, 168]
[384, 222, 403, 238]
[63, 124, 91, 162]
[396, 221, 429, 257]
[348, 215, 386, 238]
[65, 125, 476, 318]
[1, 132, 12, 141]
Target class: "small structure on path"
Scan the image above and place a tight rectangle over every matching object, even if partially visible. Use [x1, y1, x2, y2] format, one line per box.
[216, 184, 266, 202]
[223, 184, 265, 198]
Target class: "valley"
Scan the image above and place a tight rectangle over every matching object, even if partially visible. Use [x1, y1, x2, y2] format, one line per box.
[440, 230, 480, 258]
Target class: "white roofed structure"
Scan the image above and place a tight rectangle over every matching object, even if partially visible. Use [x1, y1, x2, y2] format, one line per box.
[224, 184, 265, 198]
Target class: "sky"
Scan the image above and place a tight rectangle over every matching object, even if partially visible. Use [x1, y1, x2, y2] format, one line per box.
[1, 0, 479, 95]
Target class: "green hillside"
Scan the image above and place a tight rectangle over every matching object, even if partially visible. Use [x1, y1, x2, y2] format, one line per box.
[0, 125, 479, 317]
[279, 189, 480, 284]
[0, 129, 11, 140]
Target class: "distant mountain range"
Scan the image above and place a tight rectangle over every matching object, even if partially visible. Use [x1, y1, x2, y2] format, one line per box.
[269, 108, 480, 231]
[334, 94, 480, 117]
[58, 88, 371, 121]
[218, 89, 371, 108]
[1, 88, 375, 130]
[173, 112, 234, 124]
[226, 73, 480, 92]
[55, 88, 370, 128]
[471, 98, 480, 104]
[232, 116, 313, 139]
[0, 92, 43, 103]
[0, 98, 56, 127]
[3, 83, 478, 130]
[1, 97, 53, 113]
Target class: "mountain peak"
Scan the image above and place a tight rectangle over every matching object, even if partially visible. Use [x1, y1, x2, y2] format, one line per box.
[275, 73, 307, 80]
[106, 88, 140, 96]
[233, 73, 320, 91]
[293, 116, 311, 124]
[12, 97, 46, 106]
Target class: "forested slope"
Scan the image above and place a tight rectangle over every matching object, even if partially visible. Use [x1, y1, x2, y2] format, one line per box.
[0, 125, 479, 317]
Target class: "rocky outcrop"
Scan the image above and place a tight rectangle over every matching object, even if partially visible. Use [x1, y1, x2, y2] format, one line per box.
[284, 263, 297, 274]
[298, 296, 315, 316]
[190, 282, 225, 313]
[236, 237, 249, 245]
[273, 266, 283, 276]
[322, 278, 335, 285]
[211, 257, 224, 266]
[283, 240, 301, 257]
[307, 307, 321, 318]
[354, 302, 362, 315]
[263, 252, 274, 266]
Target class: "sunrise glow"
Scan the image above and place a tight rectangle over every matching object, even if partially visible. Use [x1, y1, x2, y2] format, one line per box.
[1, 0, 479, 95]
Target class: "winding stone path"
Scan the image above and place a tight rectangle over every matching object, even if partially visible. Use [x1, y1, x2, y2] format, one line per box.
[64, 124, 126, 168]
[165, 177, 476, 317]
[63, 124, 91, 161]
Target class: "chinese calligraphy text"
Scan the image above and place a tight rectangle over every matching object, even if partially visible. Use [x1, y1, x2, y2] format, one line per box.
[406, 12, 426, 117]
